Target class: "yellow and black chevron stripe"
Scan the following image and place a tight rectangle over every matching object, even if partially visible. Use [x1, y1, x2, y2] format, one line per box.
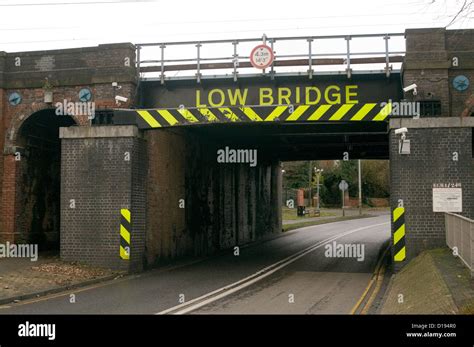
[115, 103, 392, 129]
[393, 207, 406, 262]
[120, 209, 131, 260]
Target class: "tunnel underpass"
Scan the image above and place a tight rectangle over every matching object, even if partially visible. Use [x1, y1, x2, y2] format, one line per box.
[138, 119, 391, 267]
[16, 109, 76, 250]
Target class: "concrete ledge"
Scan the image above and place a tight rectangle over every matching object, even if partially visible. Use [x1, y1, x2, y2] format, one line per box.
[403, 61, 450, 70]
[405, 27, 445, 35]
[390, 117, 474, 129]
[5, 42, 135, 57]
[59, 125, 141, 139]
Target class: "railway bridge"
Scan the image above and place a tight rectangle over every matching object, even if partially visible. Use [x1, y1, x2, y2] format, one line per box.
[0, 28, 473, 271]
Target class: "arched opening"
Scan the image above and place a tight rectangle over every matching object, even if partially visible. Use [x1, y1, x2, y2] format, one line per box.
[16, 109, 76, 251]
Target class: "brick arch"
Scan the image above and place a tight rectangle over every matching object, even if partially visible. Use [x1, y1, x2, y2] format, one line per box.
[1, 104, 81, 247]
[4, 102, 85, 150]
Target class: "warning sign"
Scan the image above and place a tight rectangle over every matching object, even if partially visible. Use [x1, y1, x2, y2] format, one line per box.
[250, 44, 274, 69]
[432, 186, 462, 212]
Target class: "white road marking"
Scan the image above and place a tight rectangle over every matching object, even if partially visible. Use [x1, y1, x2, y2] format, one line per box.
[157, 221, 389, 315]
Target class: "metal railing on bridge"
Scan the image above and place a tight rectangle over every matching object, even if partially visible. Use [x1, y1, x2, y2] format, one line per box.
[136, 33, 405, 83]
[445, 213, 474, 277]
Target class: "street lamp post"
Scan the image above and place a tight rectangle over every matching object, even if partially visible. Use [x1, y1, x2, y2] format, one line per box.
[358, 160, 362, 215]
[281, 168, 286, 204]
[308, 161, 312, 207]
[314, 168, 324, 211]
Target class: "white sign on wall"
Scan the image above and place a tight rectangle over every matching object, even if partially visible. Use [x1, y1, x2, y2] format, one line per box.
[432, 184, 462, 212]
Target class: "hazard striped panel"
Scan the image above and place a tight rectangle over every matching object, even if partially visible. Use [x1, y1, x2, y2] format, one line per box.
[392, 207, 406, 262]
[114, 103, 392, 130]
[120, 209, 131, 260]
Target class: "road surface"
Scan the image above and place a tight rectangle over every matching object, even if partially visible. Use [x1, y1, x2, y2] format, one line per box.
[0, 215, 390, 314]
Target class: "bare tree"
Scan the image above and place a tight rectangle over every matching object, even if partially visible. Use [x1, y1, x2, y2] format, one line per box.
[446, 0, 474, 27]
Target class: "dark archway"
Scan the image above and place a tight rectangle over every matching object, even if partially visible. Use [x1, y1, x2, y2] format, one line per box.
[16, 109, 76, 250]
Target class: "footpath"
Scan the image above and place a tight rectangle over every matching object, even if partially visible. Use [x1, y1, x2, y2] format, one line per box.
[0, 253, 122, 305]
[380, 248, 474, 314]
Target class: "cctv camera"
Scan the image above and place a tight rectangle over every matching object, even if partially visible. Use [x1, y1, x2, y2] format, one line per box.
[112, 82, 122, 90]
[394, 127, 408, 135]
[403, 83, 417, 95]
[115, 95, 128, 103]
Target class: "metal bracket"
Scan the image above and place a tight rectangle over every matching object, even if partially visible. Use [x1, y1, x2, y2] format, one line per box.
[345, 36, 352, 79]
[232, 41, 239, 82]
[384, 34, 392, 78]
[136, 45, 141, 82]
[196, 43, 202, 83]
[307, 38, 314, 79]
[269, 38, 275, 80]
[160, 44, 166, 85]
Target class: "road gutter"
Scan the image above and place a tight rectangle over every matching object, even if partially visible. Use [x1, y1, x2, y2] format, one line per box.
[350, 244, 390, 314]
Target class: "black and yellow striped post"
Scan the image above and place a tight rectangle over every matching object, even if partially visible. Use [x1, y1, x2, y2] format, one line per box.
[392, 207, 406, 262]
[120, 209, 131, 260]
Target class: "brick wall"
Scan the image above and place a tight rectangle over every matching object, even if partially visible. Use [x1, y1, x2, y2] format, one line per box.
[144, 128, 282, 266]
[130, 136, 147, 271]
[390, 125, 474, 261]
[0, 155, 19, 242]
[184, 138, 281, 258]
[60, 126, 146, 271]
[404, 28, 473, 117]
[0, 43, 137, 244]
[144, 129, 187, 264]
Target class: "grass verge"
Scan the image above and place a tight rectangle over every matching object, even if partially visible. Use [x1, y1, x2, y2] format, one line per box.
[282, 214, 372, 232]
[281, 207, 337, 220]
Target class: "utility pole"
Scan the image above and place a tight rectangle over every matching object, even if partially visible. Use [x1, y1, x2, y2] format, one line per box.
[314, 168, 323, 212]
[358, 159, 362, 215]
[308, 160, 312, 207]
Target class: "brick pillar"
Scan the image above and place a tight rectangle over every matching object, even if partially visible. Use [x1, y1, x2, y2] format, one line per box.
[390, 118, 474, 266]
[59, 125, 147, 272]
[0, 153, 20, 243]
[344, 190, 350, 207]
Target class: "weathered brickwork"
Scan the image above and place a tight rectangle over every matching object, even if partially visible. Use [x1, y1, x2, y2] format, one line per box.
[0, 43, 137, 245]
[60, 126, 146, 271]
[390, 125, 474, 262]
[404, 28, 473, 118]
[144, 128, 282, 266]
[390, 28, 474, 267]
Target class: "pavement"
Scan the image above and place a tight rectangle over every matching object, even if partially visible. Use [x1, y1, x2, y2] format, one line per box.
[0, 253, 121, 305]
[0, 215, 390, 314]
[380, 248, 474, 314]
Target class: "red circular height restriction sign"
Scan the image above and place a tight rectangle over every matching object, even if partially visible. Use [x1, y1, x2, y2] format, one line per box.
[250, 44, 274, 69]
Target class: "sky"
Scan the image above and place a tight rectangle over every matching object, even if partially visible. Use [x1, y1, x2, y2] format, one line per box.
[0, 0, 472, 52]
[0, 0, 472, 78]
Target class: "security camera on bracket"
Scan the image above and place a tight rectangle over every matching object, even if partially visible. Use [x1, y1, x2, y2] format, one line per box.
[403, 83, 417, 96]
[115, 95, 128, 105]
[112, 82, 122, 90]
